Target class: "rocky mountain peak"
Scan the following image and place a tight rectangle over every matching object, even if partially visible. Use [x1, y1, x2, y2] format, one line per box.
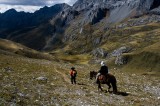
[73, 0, 160, 11]
[0, 3, 70, 30]
[5, 9, 17, 13]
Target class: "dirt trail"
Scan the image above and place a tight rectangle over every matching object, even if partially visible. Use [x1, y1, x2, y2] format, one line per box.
[54, 67, 70, 83]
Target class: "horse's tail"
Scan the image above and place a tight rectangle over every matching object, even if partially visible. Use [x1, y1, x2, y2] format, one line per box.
[111, 76, 117, 93]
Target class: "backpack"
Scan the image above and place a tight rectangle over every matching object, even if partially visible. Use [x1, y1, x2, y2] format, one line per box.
[70, 70, 77, 77]
[73, 70, 77, 77]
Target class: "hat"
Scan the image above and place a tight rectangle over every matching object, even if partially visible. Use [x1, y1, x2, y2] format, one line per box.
[101, 61, 105, 66]
[71, 67, 75, 70]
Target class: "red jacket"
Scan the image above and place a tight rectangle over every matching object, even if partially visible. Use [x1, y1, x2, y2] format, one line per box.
[70, 70, 77, 77]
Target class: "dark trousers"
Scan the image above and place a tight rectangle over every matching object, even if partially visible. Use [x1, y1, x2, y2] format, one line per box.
[71, 76, 76, 84]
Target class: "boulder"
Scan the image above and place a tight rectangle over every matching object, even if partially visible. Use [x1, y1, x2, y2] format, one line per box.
[111, 46, 131, 57]
[115, 55, 128, 65]
[91, 48, 108, 58]
[36, 77, 48, 83]
[3, 67, 14, 72]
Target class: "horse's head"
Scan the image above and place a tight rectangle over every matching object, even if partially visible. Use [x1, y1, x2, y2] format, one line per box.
[90, 71, 97, 80]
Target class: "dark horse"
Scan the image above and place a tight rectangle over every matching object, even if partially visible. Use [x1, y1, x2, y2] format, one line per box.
[90, 71, 117, 93]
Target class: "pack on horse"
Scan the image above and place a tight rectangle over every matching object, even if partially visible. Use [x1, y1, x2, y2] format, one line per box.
[90, 71, 117, 93]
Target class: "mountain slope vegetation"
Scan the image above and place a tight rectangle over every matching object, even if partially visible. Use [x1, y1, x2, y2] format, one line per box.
[0, 48, 159, 105]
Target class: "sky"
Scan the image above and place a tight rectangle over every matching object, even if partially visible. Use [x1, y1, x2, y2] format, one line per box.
[0, 0, 77, 13]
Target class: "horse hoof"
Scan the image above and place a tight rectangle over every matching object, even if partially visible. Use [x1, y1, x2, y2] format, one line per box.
[113, 92, 117, 94]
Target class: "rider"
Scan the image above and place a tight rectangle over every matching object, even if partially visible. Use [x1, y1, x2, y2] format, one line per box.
[96, 61, 109, 83]
[69, 67, 77, 84]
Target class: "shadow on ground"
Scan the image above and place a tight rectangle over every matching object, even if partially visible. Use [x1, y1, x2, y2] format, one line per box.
[77, 83, 88, 86]
[116, 91, 129, 96]
[107, 91, 129, 96]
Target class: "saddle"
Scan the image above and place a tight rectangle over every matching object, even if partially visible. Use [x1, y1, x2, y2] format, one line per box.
[98, 74, 108, 84]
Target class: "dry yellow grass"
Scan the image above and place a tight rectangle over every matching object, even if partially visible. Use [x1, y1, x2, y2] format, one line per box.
[0, 38, 25, 51]
[53, 53, 91, 64]
[143, 42, 160, 54]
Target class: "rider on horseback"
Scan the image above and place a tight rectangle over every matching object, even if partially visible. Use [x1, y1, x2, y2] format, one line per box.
[96, 61, 108, 83]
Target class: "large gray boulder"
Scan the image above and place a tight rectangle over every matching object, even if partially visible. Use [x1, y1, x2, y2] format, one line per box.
[115, 55, 128, 65]
[91, 48, 108, 58]
[112, 46, 131, 57]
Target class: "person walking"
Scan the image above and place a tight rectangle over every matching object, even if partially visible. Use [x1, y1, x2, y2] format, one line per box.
[69, 67, 77, 84]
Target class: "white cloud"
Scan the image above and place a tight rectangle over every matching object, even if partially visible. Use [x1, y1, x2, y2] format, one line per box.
[0, 0, 77, 13]
[0, 4, 42, 13]
[0, 0, 77, 6]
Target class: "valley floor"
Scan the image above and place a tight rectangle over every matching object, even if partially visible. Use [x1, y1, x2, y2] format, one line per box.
[0, 54, 160, 106]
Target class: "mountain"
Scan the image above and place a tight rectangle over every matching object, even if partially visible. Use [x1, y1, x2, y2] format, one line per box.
[54, 0, 160, 53]
[0, 0, 160, 50]
[71, 0, 160, 23]
[0, 3, 70, 50]
[0, 0, 160, 72]
[0, 3, 70, 43]
[0, 4, 70, 30]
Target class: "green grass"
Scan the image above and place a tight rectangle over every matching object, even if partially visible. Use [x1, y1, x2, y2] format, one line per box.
[98, 23, 160, 74]
[50, 50, 92, 64]
[56, 22, 160, 77]
[122, 44, 160, 76]
[0, 51, 160, 105]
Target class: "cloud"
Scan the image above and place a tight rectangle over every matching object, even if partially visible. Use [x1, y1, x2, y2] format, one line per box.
[0, 4, 42, 13]
[0, 0, 77, 6]
[0, 0, 77, 13]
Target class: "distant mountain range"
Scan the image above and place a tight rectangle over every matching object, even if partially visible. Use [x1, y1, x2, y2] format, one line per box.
[0, 0, 160, 51]
[0, 4, 70, 30]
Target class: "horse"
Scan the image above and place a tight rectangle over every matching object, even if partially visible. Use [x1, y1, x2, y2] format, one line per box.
[90, 71, 117, 93]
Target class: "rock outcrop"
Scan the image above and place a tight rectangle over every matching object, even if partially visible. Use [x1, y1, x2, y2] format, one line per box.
[91, 48, 108, 58]
[115, 55, 128, 65]
[111, 46, 131, 57]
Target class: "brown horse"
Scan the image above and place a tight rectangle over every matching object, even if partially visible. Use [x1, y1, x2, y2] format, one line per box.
[90, 71, 117, 93]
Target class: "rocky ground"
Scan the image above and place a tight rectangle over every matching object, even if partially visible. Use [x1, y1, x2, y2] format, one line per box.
[0, 54, 160, 106]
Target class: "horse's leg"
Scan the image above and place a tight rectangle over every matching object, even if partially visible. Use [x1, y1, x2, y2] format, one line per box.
[106, 82, 111, 92]
[98, 82, 103, 91]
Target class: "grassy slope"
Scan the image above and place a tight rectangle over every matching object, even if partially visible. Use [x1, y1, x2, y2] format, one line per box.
[0, 33, 159, 105]
[99, 23, 160, 74]
[0, 53, 160, 105]
[50, 22, 160, 75]
[0, 38, 55, 61]
[123, 42, 160, 75]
